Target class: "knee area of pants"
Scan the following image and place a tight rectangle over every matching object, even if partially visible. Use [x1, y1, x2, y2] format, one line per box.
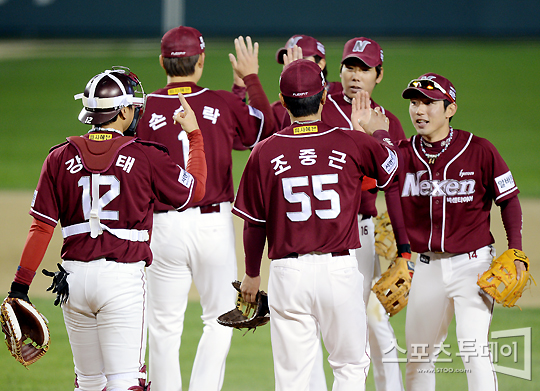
[74, 373, 107, 391]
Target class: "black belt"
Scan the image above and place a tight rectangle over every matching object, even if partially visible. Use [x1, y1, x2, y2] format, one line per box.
[200, 204, 221, 214]
[282, 249, 350, 259]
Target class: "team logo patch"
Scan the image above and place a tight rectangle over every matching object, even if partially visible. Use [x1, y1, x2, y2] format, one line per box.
[382, 149, 398, 174]
[178, 167, 194, 188]
[495, 171, 516, 193]
[89, 133, 113, 141]
[168, 87, 192, 95]
[293, 125, 318, 135]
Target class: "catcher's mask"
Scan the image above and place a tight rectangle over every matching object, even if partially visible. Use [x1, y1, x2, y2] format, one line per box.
[74, 66, 146, 134]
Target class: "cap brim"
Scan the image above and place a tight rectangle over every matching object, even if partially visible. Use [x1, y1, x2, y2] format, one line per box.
[402, 87, 447, 101]
[341, 54, 379, 68]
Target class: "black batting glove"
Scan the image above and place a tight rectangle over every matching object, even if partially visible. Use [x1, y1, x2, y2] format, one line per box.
[42, 263, 69, 306]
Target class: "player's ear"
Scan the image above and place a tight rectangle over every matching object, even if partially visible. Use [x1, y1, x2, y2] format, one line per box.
[317, 58, 327, 71]
[197, 53, 205, 68]
[445, 102, 457, 119]
[159, 54, 165, 70]
[321, 89, 327, 105]
[279, 93, 287, 109]
[376, 67, 384, 84]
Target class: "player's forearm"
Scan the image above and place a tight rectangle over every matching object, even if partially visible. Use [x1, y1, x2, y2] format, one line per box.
[243, 221, 266, 277]
[244, 74, 276, 139]
[185, 129, 207, 202]
[14, 218, 55, 286]
[384, 182, 411, 257]
[500, 196, 523, 250]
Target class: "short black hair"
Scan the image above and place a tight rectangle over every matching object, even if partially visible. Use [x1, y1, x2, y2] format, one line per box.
[162, 54, 200, 77]
[341, 58, 382, 78]
[282, 90, 325, 118]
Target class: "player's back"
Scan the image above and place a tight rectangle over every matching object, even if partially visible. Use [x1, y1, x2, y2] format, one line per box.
[138, 82, 264, 209]
[235, 121, 396, 259]
[32, 132, 195, 264]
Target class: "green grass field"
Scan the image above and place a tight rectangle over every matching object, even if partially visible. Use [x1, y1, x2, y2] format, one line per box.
[1, 298, 538, 390]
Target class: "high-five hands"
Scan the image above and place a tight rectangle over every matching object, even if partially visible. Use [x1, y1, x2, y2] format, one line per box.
[351, 90, 389, 135]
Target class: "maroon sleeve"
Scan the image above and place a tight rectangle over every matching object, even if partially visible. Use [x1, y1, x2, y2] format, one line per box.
[243, 221, 267, 277]
[244, 74, 275, 139]
[232, 83, 247, 101]
[500, 196, 523, 250]
[384, 181, 410, 248]
[185, 129, 207, 202]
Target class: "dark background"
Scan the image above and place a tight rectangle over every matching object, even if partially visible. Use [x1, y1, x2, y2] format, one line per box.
[1, 0, 539, 39]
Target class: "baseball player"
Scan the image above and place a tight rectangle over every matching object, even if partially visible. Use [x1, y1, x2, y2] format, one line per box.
[6, 67, 206, 391]
[234, 59, 400, 391]
[135, 27, 274, 391]
[396, 73, 526, 390]
[282, 37, 410, 390]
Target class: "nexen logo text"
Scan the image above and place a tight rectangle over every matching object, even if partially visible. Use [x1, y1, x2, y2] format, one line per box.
[401, 171, 476, 197]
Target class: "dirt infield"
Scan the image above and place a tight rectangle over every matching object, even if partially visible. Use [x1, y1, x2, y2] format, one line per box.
[1, 191, 538, 307]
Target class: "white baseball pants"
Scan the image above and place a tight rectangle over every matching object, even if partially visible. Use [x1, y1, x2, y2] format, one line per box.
[269, 252, 369, 391]
[61, 259, 147, 391]
[146, 203, 237, 391]
[405, 245, 497, 391]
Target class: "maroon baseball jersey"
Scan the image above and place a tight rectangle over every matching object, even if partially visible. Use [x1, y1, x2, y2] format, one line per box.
[398, 128, 519, 253]
[30, 130, 197, 265]
[137, 81, 266, 211]
[233, 121, 399, 259]
[321, 92, 406, 217]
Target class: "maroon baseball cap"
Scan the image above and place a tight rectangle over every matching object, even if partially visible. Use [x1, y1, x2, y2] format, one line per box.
[280, 59, 326, 98]
[341, 37, 383, 67]
[402, 73, 456, 103]
[276, 35, 326, 64]
[161, 26, 205, 58]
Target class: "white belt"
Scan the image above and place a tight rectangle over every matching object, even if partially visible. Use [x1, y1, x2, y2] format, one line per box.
[62, 222, 149, 242]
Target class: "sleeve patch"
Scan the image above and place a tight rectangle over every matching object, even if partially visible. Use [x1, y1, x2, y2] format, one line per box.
[382, 148, 398, 174]
[178, 166, 194, 188]
[31, 190, 38, 208]
[495, 171, 515, 194]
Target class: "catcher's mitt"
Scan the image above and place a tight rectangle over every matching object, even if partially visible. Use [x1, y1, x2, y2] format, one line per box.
[217, 281, 270, 332]
[374, 211, 398, 261]
[372, 257, 415, 316]
[0, 297, 50, 367]
[478, 249, 535, 308]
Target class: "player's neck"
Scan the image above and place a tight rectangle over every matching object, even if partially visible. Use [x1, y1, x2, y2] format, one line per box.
[421, 125, 451, 143]
[167, 75, 200, 84]
[289, 113, 321, 124]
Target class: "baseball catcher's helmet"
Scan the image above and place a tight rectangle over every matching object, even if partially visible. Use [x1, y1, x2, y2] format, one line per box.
[74, 66, 146, 133]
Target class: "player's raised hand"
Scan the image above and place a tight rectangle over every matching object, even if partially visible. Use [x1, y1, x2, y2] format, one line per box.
[282, 45, 303, 67]
[229, 36, 259, 79]
[173, 93, 199, 133]
[352, 90, 389, 135]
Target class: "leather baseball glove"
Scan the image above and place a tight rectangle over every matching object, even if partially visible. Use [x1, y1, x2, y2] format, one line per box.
[372, 257, 415, 316]
[0, 296, 50, 367]
[217, 281, 270, 332]
[478, 249, 535, 307]
[374, 211, 398, 261]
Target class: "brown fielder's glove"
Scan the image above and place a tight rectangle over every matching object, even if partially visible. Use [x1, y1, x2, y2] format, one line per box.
[374, 211, 398, 261]
[0, 297, 50, 367]
[217, 281, 270, 332]
[478, 249, 535, 307]
[372, 257, 415, 316]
